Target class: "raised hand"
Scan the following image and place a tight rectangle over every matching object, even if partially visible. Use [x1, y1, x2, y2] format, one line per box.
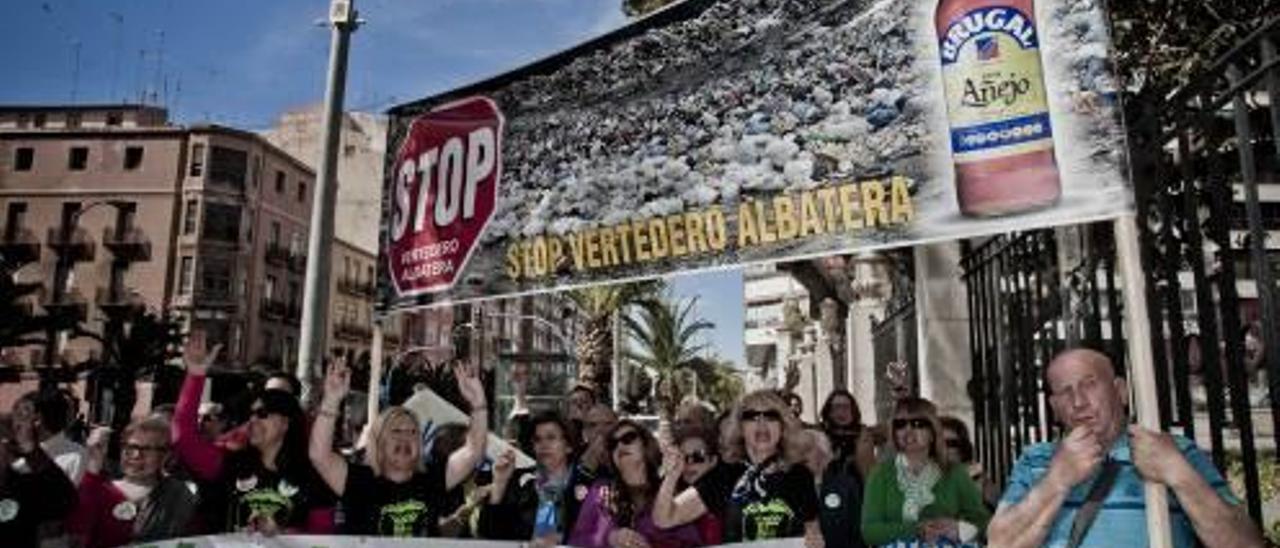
[322, 357, 351, 407]
[608, 527, 651, 548]
[1047, 426, 1104, 492]
[661, 445, 685, 480]
[493, 448, 516, 483]
[453, 360, 487, 411]
[183, 330, 222, 376]
[85, 426, 112, 474]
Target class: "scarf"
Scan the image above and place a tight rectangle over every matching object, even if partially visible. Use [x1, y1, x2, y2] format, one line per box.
[731, 455, 783, 504]
[533, 467, 571, 539]
[894, 454, 940, 522]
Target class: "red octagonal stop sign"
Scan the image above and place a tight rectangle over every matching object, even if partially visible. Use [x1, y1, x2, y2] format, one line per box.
[387, 96, 504, 297]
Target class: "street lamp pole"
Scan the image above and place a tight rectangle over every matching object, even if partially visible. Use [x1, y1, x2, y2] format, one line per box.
[297, 0, 359, 400]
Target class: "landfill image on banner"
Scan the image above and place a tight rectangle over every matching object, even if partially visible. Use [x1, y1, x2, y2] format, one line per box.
[379, 0, 1129, 312]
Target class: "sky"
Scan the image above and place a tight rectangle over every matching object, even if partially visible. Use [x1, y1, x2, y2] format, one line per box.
[1, 0, 747, 367]
[0, 0, 629, 129]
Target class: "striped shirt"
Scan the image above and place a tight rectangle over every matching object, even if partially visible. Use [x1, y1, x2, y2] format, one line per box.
[998, 434, 1237, 548]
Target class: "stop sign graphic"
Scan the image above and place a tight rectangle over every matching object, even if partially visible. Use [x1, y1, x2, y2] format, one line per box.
[387, 96, 504, 297]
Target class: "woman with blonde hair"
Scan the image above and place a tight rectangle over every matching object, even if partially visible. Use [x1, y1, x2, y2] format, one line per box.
[654, 390, 821, 545]
[861, 397, 989, 546]
[309, 358, 489, 537]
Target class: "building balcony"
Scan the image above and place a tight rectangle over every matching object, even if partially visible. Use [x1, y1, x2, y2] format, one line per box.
[259, 298, 287, 321]
[337, 278, 376, 299]
[265, 244, 290, 267]
[0, 228, 41, 265]
[43, 288, 89, 323]
[334, 322, 373, 343]
[102, 227, 152, 262]
[287, 253, 307, 274]
[285, 303, 302, 325]
[46, 227, 96, 263]
[95, 286, 145, 320]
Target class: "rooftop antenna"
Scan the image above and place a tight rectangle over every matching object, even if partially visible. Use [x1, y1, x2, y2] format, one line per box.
[154, 30, 167, 107]
[70, 39, 82, 103]
[136, 49, 148, 104]
[109, 12, 124, 101]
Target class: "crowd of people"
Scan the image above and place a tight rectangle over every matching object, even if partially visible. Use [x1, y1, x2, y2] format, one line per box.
[0, 335, 1265, 547]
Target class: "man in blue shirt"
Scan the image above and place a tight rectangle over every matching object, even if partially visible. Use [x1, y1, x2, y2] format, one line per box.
[987, 348, 1263, 548]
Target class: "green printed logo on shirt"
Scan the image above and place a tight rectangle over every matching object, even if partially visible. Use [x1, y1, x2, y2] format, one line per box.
[740, 498, 796, 540]
[378, 499, 430, 537]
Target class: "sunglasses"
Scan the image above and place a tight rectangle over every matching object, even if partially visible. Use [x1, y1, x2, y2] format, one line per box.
[122, 443, 167, 456]
[740, 409, 784, 423]
[607, 430, 642, 450]
[250, 408, 277, 419]
[893, 418, 932, 431]
[684, 451, 711, 465]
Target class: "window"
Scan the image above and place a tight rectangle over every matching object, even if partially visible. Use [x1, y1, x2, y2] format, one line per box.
[251, 156, 262, 188]
[288, 281, 300, 308]
[68, 147, 88, 170]
[33, 113, 46, 128]
[270, 221, 282, 247]
[4, 202, 28, 238]
[201, 203, 242, 243]
[13, 148, 33, 171]
[190, 143, 205, 176]
[106, 112, 122, 126]
[179, 256, 194, 294]
[183, 199, 198, 235]
[263, 331, 276, 361]
[208, 146, 248, 189]
[297, 181, 306, 202]
[201, 258, 233, 300]
[275, 170, 285, 193]
[16, 114, 29, 128]
[124, 146, 144, 170]
[66, 113, 81, 129]
[265, 275, 277, 300]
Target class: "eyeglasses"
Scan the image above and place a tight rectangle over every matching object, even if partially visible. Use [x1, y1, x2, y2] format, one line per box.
[251, 408, 276, 419]
[740, 409, 783, 423]
[122, 443, 167, 456]
[607, 430, 642, 450]
[892, 418, 932, 431]
[684, 451, 711, 465]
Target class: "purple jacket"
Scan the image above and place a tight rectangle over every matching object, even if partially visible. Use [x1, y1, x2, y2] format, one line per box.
[567, 481, 704, 548]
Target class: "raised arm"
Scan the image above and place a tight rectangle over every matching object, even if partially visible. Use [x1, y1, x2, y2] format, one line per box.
[171, 331, 225, 482]
[445, 360, 489, 491]
[310, 358, 351, 496]
[1130, 426, 1264, 548]
[653, 446, 709, 529]
[987, 429, 1100, 548]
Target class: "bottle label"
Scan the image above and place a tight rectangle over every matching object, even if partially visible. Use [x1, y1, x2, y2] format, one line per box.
[940, 6, 1053, 162]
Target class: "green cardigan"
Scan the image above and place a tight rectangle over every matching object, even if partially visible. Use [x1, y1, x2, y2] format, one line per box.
[860, 460, 992, 546]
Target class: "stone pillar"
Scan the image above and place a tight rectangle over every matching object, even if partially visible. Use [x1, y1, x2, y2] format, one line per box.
[914, 241, 974, 424]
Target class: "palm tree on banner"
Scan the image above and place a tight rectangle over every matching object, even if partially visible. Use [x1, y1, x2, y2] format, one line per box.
[622, 295, 714, 427]
[568, 280, 664, 403]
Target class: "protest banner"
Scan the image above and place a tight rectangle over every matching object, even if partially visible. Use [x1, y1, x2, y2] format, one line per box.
[378, 0, 1129, 312]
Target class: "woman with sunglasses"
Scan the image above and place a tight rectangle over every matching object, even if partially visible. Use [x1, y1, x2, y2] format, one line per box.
[479, 411, 591, 545]
[861, 397, 990, 546]
[568, 421, 701, 548]
[309, 357, 488, 537]
[173, 331, 330, 534]
[67, 419, 200, 547]
[674, 427, 722, 546]
[655, 390, 821, 546]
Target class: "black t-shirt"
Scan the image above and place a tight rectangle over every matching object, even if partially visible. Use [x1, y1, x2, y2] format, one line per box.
[695, 460, 818, 542]
[217, 453, 330, 533]
[341, 462, 447, 537]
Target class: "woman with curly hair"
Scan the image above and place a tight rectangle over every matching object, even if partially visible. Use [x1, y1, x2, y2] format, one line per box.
[568, 420, 701, 548]
[654, 390, 821, 546]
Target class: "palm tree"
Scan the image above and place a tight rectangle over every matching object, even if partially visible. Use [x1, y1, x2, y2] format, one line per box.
[622, 295, 714, 421]
[568, 279, 664, 403]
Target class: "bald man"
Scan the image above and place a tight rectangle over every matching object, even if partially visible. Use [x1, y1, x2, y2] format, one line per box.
[987, 348, 1262, 548]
